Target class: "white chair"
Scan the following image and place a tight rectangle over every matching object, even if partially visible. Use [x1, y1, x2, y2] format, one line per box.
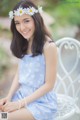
[54, 37, 80, 120]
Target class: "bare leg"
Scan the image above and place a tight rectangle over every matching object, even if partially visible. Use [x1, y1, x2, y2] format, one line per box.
[8, 108, 35, 120]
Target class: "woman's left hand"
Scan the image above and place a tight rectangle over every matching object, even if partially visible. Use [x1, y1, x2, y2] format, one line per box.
[2, 101, 19, 112]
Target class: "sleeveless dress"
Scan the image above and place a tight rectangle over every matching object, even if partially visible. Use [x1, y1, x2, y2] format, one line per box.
[11, 53, 57, 120]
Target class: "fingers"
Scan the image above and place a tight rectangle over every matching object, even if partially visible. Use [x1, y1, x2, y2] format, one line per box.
[1, 102, 18, 113]
[0, 100, 3, 105]
[2, 102, 13, 112]
[2, 102, 9, 111]
[0, 98, 6, 106]
[0, 98, 11, 112]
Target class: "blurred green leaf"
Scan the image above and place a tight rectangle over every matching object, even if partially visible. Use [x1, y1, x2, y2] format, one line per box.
[0, 47, 10, 78]
[44, 0, 80, 26]
[0, 0, 20, 16]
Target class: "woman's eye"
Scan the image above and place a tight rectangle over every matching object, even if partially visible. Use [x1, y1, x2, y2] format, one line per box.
[15, 23, 19, 25]
[24, 20, 30, 23]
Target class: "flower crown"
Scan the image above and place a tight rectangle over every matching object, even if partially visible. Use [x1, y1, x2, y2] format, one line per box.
[9, 6, 42, 19]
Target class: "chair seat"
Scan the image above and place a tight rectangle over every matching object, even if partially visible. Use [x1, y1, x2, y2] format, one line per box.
[56, 94, 80, 120]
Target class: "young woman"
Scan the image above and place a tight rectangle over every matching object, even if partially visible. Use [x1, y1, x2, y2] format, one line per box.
[0, 0, 58, 120]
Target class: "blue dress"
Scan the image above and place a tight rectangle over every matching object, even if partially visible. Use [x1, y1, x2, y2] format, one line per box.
[11, 54, 57, 120]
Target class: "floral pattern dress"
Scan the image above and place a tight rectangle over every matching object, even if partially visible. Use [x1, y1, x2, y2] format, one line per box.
[11, 54, 57, 120]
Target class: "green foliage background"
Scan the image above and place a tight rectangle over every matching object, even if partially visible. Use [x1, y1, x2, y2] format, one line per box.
[45, 0, 80, 26]
[0, 0, 20, 16]
[0, 47, 10, 78]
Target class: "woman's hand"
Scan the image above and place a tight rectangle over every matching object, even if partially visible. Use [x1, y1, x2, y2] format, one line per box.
[2, 98, 26, 112]
[2, 101, 19, 112]
[0, 97, 10, 111]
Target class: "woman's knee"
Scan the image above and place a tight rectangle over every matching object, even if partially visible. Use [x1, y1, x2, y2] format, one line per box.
[7, 110, 20, 120]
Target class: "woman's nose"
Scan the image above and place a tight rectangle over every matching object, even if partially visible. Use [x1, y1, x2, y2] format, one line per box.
[20, 23, 25, 31]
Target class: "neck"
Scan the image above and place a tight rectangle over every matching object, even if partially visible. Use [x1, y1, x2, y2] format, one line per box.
[27, 38, 33, 54]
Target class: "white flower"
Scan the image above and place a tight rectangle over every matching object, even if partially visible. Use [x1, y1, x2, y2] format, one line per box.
[23, 8, 28, 14]
[9, 11, 14, 19]
[26, 7, 37, 16]
[9, 6, 43, 19]
[14, 7, 25, 16]
[14, 10, 19, 16]
[38, 6, 43, 13]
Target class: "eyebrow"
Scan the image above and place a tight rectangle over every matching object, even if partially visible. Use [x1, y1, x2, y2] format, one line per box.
[14, 18, 30, 23]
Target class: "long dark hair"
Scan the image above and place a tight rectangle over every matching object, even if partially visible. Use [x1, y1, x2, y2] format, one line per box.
[10, 0, 52, 58]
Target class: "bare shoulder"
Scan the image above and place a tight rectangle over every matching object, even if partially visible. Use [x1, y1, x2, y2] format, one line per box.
[43, 41, 58, 58]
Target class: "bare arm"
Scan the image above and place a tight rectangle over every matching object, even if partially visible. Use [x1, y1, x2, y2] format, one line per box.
[21, 42, 58, 106]
[7, 65, 19, 100]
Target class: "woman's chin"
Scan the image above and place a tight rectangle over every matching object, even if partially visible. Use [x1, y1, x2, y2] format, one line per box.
[23, 35, 29, 40]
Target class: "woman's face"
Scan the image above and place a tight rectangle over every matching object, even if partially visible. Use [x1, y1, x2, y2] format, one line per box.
[14, 14, 35, 41]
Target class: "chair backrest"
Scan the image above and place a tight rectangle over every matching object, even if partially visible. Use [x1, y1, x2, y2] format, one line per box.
[54, 37, 80, 107]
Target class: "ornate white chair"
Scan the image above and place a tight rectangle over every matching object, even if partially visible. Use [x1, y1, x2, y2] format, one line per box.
[54, 37, 80, 120]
